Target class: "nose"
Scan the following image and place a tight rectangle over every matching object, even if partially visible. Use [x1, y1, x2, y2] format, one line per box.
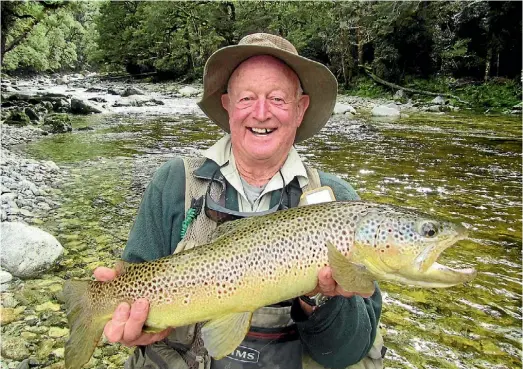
[252, 98, 270, 122]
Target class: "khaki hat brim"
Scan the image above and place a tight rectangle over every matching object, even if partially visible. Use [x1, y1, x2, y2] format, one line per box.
[197, 44, 337, 143]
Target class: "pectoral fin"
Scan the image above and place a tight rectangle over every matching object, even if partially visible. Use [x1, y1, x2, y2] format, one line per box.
[326, 241, 376, 295]
[201, 312, 253, 359]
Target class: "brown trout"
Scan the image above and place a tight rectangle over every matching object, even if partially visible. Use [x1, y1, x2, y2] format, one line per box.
[62, 201, 476, 369]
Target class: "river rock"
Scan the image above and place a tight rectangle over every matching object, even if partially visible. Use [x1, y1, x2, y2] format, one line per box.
[178, 86, 199, 97]
[55, 76, 69, 85]
[0, 270, 13, 284]
[113, 96, 164, 107]
[43, 113, 72, 134]
[427, 105, 444, 112]
[88, 97, 107, 103]
[121, 87, 145, 97]
[0, 222, 64, 278]
[371, 105, 401, 117]
[70, 98, 102, 114]
[24, 107, 40, 121]
[333, 103, 356, 115]
[385, 103, 401, 111]
[5, 111, 30, 126]
[43, 160, 60, 172]
[431, 96, 447, 105]
[394, 89, 405, 100]
[1, 336, 30, 361]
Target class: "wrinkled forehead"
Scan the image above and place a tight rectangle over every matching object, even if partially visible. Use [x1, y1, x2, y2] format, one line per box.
[227, 55, 301, 92]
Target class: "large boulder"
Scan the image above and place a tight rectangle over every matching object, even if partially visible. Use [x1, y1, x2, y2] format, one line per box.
[70, 98, 102, 114]
[371, 105, 401, 117]
[0, 222, 64, 279]
[43, 113, 72, 133]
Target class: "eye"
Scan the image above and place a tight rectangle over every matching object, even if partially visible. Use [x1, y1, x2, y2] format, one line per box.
[420, 222, 439, 238]
[270, 97, 285, 105]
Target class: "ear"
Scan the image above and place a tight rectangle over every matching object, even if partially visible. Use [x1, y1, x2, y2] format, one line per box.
[221, 94, 230, 112]
[295, 94, 310, 127]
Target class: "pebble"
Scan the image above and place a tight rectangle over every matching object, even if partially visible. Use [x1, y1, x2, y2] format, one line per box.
[0, 271, 13, 284]
[1, 336, 30, 361]
[0, 124, 64, 224]
[35, 302, 61, 312]
[48, 327, 69, 338]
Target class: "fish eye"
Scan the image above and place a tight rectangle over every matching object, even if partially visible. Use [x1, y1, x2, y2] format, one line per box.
[420, 221, 439, 238]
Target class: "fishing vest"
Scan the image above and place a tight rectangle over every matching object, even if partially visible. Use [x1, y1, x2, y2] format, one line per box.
[124, 157, 385, 369]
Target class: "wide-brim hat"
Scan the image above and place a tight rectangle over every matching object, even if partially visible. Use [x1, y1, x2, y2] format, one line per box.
[197, 33, 337, 143]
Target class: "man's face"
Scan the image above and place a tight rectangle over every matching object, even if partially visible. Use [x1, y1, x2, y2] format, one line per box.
[221, 55, 310, 163]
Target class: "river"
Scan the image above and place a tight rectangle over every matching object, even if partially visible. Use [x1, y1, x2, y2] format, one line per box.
[18, 90, 522, 369]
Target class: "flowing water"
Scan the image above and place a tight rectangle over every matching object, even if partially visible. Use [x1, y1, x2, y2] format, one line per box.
[22, 107, 521, 369]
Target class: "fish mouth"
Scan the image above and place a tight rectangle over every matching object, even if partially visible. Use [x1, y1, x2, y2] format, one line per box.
[407, 225, 477, 288]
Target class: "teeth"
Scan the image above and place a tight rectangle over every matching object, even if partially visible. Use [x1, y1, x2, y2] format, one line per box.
[251, 128, 274, 134]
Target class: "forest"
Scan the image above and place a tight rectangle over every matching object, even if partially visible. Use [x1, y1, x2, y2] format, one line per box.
[2, 1, 521, 109]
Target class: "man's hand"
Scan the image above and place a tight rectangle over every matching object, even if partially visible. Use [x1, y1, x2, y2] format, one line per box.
[93, 267, 172, 347]
[299, 266, 375, 316]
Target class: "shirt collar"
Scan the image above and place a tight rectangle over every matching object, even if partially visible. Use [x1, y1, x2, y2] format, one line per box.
[202, 134, 310, 196]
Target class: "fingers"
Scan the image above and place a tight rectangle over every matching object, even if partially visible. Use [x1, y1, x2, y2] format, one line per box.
[93, 267, 117, 282]
[103, 299, 171, 347]
[104, 299, 148, 344]
[123, 299, 150, 342]
[316, 267, 373, 298]
[317, 267, 338, 296]
[104, 302, 131, 343]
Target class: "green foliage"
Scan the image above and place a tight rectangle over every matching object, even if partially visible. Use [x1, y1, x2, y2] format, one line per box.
[2, 1, 100, 72]
[2, 0, 521, 109]
[342, 77, 390, 99]
[404, 76, 521, 110]
[458, 80, 522, 110]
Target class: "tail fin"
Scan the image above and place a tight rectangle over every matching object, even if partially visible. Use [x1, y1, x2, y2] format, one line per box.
[62, 280, 112, 369]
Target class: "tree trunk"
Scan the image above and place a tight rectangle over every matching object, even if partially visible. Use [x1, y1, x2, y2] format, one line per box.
[484, 46, 492, 81]
[357, 26, 363, 66]
[361, 66, 469, 104]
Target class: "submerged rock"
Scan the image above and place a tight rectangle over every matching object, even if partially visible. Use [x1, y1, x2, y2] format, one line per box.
[0, 336, 30, 361]
[0, 222, 64, 278]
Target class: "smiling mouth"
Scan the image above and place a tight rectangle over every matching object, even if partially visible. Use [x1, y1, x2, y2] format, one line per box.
[249, 127, 275, 135]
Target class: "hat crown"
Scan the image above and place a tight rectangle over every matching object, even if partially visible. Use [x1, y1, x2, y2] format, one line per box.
[239, 33, 298, 55]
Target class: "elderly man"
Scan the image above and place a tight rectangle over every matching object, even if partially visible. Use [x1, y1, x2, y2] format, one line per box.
[95, 33, 383, 369]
